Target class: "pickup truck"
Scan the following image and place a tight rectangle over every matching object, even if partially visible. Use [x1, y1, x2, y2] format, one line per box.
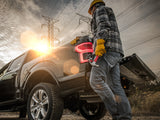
[0, 36, 157, 120]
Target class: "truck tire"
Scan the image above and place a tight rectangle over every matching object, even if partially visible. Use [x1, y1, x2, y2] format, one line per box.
[27, 83, 64, 120]
[79, 101, 106, 120]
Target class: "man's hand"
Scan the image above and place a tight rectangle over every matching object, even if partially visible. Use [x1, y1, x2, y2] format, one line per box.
[70, 36, 80, 45]
[95, 39, 106, 57]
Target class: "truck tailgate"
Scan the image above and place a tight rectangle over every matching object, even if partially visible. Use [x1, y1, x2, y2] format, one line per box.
[120, 54, 157, 84]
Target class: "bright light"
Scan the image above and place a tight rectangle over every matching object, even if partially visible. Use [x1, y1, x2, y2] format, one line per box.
[34, 41, 51, 54]
[20, 30, 51, 55]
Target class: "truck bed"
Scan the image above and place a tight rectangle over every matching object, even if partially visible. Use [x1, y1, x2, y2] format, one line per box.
[120, 54, 157, 84]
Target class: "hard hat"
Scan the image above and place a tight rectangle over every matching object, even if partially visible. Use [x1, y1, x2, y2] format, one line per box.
[88, 0, 105, 14]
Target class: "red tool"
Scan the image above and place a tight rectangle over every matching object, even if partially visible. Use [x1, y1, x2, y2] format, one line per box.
[75, 42, 99, 67]
[75, 42, 93, 63]
[88, 56, 99, 67]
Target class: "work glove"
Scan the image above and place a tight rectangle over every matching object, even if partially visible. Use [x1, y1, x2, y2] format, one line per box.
[95, 39, 106, 57]
[70, 36, 80, 45]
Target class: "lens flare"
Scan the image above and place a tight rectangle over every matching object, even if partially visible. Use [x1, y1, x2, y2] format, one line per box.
[34, 41, 51, 54]
[70, 65, 79, 74]
[63, 59, 80, 75]
[20, 30, 51, 54]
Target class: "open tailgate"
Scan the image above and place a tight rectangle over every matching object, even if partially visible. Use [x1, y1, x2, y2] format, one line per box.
[120, 54, 158, 84]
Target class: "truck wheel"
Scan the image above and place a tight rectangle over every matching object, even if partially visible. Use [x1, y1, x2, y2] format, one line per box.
[27, 83, 63, 120]
[79, 101, 106, 120]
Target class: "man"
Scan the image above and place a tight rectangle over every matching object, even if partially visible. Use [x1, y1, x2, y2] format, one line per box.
[71, 0, 132, 119]
[87, 0, 132, 120]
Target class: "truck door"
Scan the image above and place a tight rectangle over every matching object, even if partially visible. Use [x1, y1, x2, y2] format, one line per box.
[0, 54, 25, 102]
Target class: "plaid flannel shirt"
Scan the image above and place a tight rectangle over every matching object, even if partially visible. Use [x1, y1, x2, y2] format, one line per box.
[91, 4, 124, 56]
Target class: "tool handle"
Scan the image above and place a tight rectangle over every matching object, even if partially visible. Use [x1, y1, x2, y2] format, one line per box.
[94, 56, 99, 62]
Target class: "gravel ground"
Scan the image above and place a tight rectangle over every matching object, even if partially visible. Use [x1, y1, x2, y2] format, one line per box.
[0, 112, 160, 120]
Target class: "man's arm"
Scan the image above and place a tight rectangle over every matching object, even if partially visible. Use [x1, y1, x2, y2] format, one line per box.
[94, 6, 111, 41]
[94, 6, 111, 57]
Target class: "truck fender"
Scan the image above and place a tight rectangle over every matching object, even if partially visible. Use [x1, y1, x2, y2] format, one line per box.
[22, 61, 61, 91]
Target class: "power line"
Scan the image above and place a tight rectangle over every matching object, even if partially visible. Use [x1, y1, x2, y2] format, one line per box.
[126, 34, 160, 51]
[76, 13, 91, 35]
[120, 0, 160, 32]
[116, 0, 146, 19]
[57, 0, 90, 36]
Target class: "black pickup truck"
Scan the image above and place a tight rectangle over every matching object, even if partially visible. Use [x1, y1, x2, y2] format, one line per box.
[0, 37, 157, 120]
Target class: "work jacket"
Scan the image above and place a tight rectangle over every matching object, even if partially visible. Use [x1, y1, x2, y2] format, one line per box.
[91, 4, 124, 57]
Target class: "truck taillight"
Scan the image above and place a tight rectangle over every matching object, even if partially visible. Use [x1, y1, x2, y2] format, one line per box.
[75, 42, 93, 63]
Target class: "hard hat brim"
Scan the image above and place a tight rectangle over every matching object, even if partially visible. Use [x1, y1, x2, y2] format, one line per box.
[88, 0, 105, 15]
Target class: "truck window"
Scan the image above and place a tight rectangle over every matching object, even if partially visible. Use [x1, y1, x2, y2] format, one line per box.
[8, 54, 26, 72]
[0, 68, 7, 79]
[0, 63, 10, 79]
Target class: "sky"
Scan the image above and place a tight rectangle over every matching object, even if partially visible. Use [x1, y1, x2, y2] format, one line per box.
[0, 0, 160, 74]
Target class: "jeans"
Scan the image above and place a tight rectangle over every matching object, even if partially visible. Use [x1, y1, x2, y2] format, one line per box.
[90, 52, 132, 120]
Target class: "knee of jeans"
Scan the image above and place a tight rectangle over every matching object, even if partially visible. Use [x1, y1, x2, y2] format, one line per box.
[90, 79, 95, 88]
[90, 80, 104, 90]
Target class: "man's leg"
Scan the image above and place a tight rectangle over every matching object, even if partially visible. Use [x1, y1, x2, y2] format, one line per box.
[89, 57, 118, 116]
[109, 63, 132, 120]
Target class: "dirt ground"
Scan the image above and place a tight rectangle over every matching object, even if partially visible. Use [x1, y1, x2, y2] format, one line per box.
[0, 112, 160, 120]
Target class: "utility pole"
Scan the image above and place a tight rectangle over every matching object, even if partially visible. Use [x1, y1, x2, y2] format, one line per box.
[76, 13, 92, 35]
[41, 15, 59, 48]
